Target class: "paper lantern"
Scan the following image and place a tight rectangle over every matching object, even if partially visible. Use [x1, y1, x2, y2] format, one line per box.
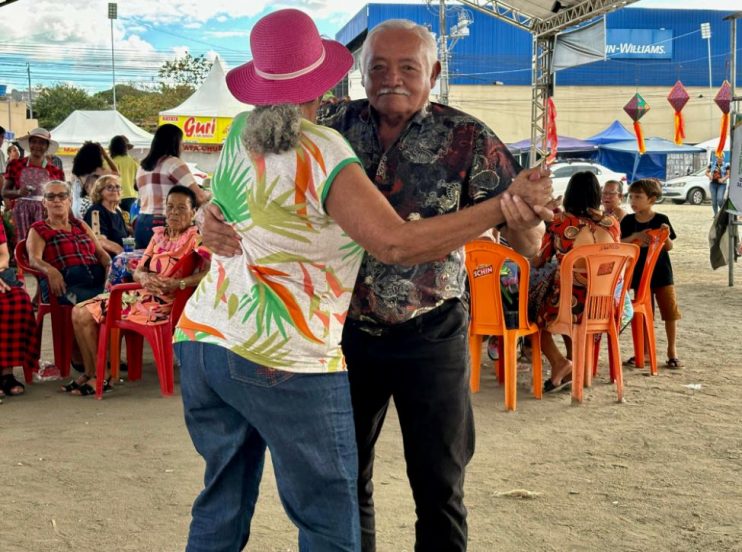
[624, 93, 650, 154]
[714, 81, 732, 158]
[546, 97, 558, 165]
[666, 81, 689, 145]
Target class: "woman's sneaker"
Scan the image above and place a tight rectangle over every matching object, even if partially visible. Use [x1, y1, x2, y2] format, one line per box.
[487, 336, 499, 361]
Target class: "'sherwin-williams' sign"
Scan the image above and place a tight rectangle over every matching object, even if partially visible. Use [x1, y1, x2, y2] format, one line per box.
[606, 29, 673, 60]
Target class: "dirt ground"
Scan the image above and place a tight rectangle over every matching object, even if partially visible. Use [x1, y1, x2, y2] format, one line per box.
[2, 203, 742, 552]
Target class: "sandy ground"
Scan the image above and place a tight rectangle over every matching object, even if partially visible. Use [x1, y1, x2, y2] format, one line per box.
[2, 203, 742, 552]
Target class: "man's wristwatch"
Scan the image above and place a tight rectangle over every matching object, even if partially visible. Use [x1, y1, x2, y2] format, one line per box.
[178, 279, 187, 291]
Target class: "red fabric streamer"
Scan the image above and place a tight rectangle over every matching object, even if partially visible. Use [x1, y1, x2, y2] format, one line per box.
[546, 97, 558, 164]
[674, 112, 685, 145]
[716, 112, 730, 158]
[633, 121, 646, 154]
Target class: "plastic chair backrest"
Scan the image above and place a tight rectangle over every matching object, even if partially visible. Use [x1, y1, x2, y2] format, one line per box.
[14, 239, 56, 306]
[549, 243, 639, 336]
[167, 251, 201, 325]
[465, 240, 531, 335]
[633, 226, 670, 304]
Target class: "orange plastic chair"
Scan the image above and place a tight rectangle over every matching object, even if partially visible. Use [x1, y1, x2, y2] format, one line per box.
[15, 240, 74, 383]
[465, 240, 542, 411]
[545, 242, 639, 404]
[627, 226, 670, 375]
[94, 251, 201, 399]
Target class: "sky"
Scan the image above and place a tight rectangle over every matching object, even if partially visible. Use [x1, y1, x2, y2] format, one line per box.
[0, 0, 738, 94]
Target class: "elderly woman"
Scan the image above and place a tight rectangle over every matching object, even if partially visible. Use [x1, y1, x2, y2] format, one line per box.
[69, 185, 209, 396]
[531, 171, 621, 393]
[0, 222, 38, 398]
[26, 180, 110, 308]
[71, 141, 118, 219]
[83, 175, 130, 256]
[172, 9, 552, 550]
[135, 124, 210, 249]
[2, 128, 65, 242]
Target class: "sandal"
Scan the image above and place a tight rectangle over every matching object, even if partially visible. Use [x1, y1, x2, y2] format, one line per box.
[0, 373, 26, 396]
[61, 374, 90, 393]
[70, 379, 113, 397]
[665, 358, 684, 369]
[543, 376, 572, 393]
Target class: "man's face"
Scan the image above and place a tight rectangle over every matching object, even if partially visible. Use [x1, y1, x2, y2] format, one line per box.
[363, 28, 440, 122]
[601, 183, 621, 210]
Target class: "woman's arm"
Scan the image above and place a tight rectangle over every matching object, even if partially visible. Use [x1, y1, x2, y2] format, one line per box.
[26, 228, 67, 295]
[324, 163, 552, 267]
[99, 144, 119, 175]
[0, 241, 9, 270]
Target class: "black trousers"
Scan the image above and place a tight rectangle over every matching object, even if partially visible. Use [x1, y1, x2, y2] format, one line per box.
[342, 299, 475, 552]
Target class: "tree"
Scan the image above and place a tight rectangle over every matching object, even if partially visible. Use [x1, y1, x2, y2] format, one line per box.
[34, 84, 106, 129]
[158, 53, 212, 86]
[117, 84, 195, 132]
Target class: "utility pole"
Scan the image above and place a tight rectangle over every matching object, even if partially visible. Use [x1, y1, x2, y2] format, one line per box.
[438, 0, 449, 105]
[27, 63, 33, 119]
[108, 3, 118, 110]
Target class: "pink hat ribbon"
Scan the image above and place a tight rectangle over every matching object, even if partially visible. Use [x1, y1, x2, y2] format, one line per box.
[254, 48, 326, 81]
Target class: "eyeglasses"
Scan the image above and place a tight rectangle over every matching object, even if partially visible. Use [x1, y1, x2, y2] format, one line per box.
[44, 192, 70, 201]
[601, 191, 620, 196]
[104, 185, 122, 192]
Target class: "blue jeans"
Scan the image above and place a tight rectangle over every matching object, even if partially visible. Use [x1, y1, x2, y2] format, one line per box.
[710, 182, 727, 216]
[175, 341, 360, 552]
[134, 213, 165, 249]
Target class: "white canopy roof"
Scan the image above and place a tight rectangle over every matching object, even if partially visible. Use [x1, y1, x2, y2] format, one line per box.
[160, 57, 252, 118]
[52, 110, 154, 148]
[695, 137, 730, 153]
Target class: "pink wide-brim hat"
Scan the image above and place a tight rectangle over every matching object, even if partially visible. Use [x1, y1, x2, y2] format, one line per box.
[226, 9, 353, 106]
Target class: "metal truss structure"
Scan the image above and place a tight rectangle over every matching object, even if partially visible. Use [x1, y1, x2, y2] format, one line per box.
[455, 0, 639, 164]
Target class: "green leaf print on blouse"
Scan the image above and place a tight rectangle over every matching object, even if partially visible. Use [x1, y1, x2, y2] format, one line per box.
[212, 113, 251, 224]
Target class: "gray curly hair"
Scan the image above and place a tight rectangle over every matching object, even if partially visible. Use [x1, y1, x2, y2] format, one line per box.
[242, 104, 303, 155]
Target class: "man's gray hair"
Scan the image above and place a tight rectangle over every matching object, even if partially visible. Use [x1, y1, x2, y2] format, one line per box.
[360, 19, 438, 76]
[242, 104, 302, 155]
[43, 180, 72, 195]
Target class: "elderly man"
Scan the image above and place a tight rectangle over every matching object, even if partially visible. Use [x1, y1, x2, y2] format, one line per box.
[203, 18, 552, 551]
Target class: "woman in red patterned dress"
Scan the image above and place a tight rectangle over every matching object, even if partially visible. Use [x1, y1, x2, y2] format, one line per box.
[531, 171, 620, 393]
[0, 221, 38, 398]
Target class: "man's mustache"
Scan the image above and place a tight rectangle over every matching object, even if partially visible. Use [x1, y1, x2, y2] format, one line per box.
[378, 87, 411, 97]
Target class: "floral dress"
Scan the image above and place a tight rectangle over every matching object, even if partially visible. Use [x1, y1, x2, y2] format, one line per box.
[530, 211, 620, 327]
[82, 225, 209, 326]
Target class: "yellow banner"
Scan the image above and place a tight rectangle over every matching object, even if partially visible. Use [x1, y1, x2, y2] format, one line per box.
[158, 115, 233, 144]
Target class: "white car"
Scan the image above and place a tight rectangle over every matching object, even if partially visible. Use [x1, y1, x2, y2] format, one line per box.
[549, 161, 627, 198]
[661, 168, 709, 205]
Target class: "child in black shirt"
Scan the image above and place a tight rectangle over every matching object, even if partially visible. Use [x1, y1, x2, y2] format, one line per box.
[620, 178, 682, 368]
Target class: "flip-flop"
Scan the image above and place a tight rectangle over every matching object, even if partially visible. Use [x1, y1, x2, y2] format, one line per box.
[543, 376, 572, 393]
[665, 358, 684, 369]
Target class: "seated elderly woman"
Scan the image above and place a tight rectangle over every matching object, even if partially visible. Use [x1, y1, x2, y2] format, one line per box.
[26, 180, 110, 307]
[530, 171, 620, 393]
[83, 174, 131, 256]
[0, 222, 38, 398]
[69, 185, 210, 396]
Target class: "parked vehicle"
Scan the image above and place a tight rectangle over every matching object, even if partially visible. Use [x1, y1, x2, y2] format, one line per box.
[661, 168, 709, 205]
[549, 160, 627, 197]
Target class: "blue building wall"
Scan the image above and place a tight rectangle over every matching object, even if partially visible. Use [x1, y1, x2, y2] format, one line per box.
[336, 4, 741, 88]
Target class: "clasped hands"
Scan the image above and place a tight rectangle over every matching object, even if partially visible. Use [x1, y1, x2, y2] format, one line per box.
[498, 164, 559, 231]
[139, 272, 179, 295]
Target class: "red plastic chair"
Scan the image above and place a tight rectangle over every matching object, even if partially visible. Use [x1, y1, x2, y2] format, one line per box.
[545, 243, 639, 404]
[465, 240, 542, 411]
[14, 240, 74, 384]
[95, 251, 201, 399]
[628, 227, 670, 375]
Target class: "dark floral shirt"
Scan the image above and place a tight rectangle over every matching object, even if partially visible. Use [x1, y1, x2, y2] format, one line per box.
[320, 100, 520, 325]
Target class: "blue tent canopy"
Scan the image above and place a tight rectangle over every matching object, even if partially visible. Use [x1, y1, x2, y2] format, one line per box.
[508, 135, 597, 154]
[586, 120, 635, 145]
[598, 137, 705, 181]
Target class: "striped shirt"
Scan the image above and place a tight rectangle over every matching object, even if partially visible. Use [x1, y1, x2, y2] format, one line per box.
[136, 156, 196, 216]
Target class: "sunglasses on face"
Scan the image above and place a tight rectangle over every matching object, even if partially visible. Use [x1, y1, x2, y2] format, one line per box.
[104, 185, 122, 192]
[44, 192, 70, 201]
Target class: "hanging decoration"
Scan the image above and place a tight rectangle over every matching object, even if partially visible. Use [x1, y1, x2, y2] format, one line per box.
[545, 97, 558, 165]
[666, 81, 689, 145]
[713, 80, 732, 159]
[623, 92, 650, 154]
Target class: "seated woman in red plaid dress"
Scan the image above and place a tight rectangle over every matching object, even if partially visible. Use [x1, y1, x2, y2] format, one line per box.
[0, 222, 38, 398]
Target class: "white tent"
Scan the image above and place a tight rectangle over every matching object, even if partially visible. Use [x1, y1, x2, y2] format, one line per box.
[160, 56, 251, 118]
[52, 110, 154, 152]
[695, 137, 731, 161]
